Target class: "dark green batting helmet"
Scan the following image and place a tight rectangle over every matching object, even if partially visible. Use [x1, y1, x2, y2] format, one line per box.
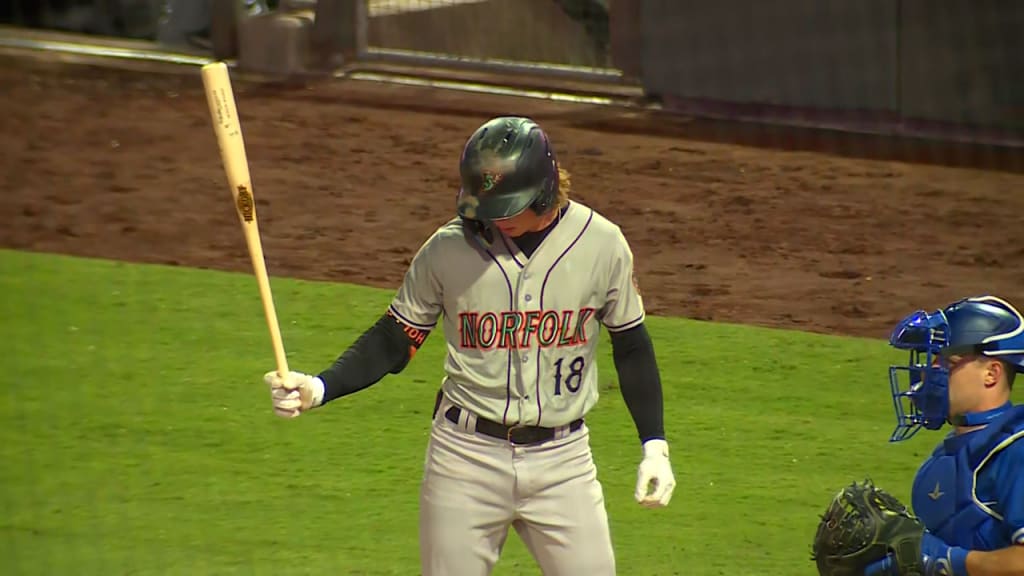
[456, 116, 560, 222]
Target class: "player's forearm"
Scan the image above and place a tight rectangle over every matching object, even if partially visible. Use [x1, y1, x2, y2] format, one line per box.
[965, 545, 1024, 576]
[609, 324, 665, 442]
[317, 313, 418, 404]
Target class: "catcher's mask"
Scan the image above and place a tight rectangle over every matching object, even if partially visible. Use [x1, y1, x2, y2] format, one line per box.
[455, 116, 559, 245]
[887, 295, 1024, 442]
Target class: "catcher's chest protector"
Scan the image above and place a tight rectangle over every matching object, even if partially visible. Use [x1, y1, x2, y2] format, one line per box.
[911, 405, 1024, 550]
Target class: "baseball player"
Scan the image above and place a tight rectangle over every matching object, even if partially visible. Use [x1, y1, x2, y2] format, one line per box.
[866, 295, 1024, 576]
[265, 116, 676, 575]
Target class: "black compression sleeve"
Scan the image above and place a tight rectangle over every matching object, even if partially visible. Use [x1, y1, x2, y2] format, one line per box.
[317, 313, 427, 404]
[609, 323, 666, 443]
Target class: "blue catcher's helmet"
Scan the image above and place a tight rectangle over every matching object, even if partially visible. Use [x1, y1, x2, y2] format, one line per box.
[887, 295, 1024, 442]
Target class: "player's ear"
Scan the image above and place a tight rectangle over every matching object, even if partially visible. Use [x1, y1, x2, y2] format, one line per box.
[982, 358, 1002, 389]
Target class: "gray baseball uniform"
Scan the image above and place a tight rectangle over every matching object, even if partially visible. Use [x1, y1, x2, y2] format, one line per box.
[388, 199, 644, 575]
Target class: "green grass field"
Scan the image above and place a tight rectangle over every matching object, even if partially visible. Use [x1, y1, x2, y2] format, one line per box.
[3, 248, 1016, 575]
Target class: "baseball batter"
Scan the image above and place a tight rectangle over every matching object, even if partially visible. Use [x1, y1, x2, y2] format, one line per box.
[266, 116, 676, 575]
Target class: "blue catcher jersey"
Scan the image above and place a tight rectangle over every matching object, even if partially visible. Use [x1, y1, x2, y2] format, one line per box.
[911, 404, 1024, 550]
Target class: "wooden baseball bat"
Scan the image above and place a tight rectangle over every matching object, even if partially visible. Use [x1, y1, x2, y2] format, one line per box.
[201, 61, 290, 379]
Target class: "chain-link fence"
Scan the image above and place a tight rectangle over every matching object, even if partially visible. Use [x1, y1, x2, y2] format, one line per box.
[2, 0, 1021, 142]
[362, 0, 613, 73]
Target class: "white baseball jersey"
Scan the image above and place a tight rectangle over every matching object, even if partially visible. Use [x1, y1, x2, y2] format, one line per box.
[388, 200, 645, 427]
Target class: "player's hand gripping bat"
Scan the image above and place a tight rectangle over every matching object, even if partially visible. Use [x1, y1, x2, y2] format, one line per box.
[201, 62, 290, 380]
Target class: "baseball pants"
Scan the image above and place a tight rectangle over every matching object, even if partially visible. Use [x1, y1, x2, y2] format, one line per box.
[419, 396, 616, 576]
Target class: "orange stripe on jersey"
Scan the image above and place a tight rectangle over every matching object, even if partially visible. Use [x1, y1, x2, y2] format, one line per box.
[387, 309, 430, 355]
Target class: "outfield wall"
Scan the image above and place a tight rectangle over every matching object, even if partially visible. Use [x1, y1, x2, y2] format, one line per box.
[639, 0, 1024, 140]
[1, 0, 1021, 144]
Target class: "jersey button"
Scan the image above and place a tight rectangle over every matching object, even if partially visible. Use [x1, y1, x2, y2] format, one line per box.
[524, 294, 532, 302]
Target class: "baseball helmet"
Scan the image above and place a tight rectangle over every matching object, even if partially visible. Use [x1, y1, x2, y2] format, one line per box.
[887, 295, 1024, 442]
[456, 116, 559, 222]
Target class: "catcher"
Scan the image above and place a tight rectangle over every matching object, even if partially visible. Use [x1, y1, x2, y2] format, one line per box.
[813, 296, 1024, 576]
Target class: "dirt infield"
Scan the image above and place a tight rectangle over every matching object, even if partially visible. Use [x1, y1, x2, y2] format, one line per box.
[1, 54, 1022, 339]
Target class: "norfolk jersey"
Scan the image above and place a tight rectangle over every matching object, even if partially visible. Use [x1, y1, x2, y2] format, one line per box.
[911, 404, 1024, 550]
[388, 200, 644, 428]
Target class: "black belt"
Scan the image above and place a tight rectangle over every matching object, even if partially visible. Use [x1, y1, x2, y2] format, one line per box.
[444, 405, 583, 446]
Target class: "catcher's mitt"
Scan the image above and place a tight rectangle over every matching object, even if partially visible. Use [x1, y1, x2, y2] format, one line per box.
[812, 479, 925, 576]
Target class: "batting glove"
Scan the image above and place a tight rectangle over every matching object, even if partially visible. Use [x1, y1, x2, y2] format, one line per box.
[635, 438, 676, 508]
[265, 370, 325, 418]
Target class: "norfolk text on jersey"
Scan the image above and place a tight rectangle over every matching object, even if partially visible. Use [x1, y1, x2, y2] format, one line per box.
[458, 308, 596, 349]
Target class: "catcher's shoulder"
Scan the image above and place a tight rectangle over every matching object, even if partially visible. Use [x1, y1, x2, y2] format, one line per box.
[995, 424, 1024, 464]
[988, 405, 1024, 458]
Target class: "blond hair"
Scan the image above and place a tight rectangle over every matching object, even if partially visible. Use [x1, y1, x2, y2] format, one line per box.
[556, 166, 571, 208]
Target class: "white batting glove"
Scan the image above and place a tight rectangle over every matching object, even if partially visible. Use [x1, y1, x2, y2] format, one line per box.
[635, 439, 676, 508]
[264, 370, 325, 418]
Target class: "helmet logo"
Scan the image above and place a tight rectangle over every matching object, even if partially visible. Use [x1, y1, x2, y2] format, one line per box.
[481, 171, 503, 194]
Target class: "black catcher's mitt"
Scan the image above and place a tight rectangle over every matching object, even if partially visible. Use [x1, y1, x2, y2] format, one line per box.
[812, 479, 926, 576]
